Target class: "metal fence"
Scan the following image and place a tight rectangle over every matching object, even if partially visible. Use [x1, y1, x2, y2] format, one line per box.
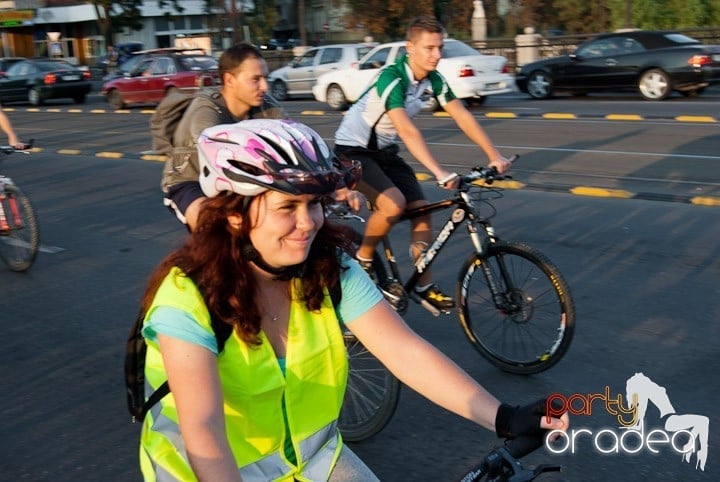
[473, 27, 720, 71]
[262, 27, 720, 73]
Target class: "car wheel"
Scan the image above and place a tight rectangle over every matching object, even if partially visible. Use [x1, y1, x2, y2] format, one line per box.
[638, 69, 670, 101]
[166, 86, 180, 97]
[73, 94, 86, 104]
[28, 88, 43, 106]
[326, 84, 348, 111]
[526, 70, 553, 99]
[107, 89, 125, 110]
[271, 80, 288, 101]
[422, 97, 439, 112]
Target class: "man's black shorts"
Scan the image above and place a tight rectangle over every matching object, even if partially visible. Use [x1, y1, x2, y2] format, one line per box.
[334, 145, 425, 205]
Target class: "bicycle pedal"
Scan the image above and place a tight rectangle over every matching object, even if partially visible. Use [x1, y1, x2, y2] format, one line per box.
[379, 281, 409, 314]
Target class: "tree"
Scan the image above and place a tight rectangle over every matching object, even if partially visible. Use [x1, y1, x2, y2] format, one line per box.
[606, 0, 714, 30]
[91, 1, 185, 47]
[344, 0, 435, 41]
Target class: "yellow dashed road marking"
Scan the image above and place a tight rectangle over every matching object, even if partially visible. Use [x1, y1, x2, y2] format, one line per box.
[484, 112, 517, 118]
[606, 114, 643, 121]
[675, 115, 717, 123]
[96, 151, 124, 158]
[415, 173, 433, 181]
[142, 154, 167, 162]
[542, 113, 577, 120]
[691, 196, 720, 206]
[58, 149, 82, 155]
[571, 186, 633, 198]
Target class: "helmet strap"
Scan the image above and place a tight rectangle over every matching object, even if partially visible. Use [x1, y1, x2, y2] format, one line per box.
[241, 243, 304, 281]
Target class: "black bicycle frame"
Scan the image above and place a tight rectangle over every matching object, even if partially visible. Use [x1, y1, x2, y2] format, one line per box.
[380, 190, 493, 295]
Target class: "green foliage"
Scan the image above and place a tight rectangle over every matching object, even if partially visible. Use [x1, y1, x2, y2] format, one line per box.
[344, 0, 434, 41]
[91, 1, 185, 44]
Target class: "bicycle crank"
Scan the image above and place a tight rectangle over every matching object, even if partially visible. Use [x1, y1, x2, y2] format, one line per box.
[379, 281, 409, 314]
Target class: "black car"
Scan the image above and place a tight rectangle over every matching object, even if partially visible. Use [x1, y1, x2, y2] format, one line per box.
[0, 58, 92, 105]
[0, 57, 27, 76]
[516, 30, 720, 100]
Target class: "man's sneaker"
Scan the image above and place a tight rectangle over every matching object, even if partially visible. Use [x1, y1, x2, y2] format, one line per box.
[415, 284, 454, 310]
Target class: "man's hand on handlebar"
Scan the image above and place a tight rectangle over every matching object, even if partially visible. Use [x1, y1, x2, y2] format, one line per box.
[489, 154, 517, 174]
[332, 187, 366, 213]
[437, 171, 460, 190]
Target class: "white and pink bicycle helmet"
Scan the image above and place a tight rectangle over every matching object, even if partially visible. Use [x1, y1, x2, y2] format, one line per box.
[198, 119, 359, 198]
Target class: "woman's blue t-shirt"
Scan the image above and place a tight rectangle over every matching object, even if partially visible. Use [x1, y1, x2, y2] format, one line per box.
[143, 253, 383, 353]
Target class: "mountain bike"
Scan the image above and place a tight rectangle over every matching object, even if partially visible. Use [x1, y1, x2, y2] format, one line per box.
[457, 435, 561, 481]
[0, 142, 39, 272]
[333, 164, 576, 442]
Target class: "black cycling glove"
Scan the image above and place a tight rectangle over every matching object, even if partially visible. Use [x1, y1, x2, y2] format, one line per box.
[495, 397, 559, 439]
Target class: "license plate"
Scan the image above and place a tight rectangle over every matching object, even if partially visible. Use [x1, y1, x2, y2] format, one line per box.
[713, 54, 720, 61]
[62, 75, 80, 81]
[485, 82, 501, 90]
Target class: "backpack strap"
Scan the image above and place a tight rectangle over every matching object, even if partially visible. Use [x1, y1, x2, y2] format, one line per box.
[138, 269, 232, 420]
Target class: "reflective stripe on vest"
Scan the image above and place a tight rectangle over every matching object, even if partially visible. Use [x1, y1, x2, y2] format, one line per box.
[141, 268, 347, 481]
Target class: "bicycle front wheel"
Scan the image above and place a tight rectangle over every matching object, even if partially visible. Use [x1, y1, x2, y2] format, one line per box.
[0, 184, 39, 272]
[456, 241, 575, 374]
[340, 331, 401, 442]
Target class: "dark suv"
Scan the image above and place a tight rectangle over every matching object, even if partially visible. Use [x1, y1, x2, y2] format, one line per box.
[100, 49, 219, 109]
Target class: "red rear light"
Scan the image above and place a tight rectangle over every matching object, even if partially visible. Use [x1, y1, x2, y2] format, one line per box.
[688, 55, 711, 67]
[44, 73, 56, 85]
[501, 65, 510, 74]
[459, 65, 474, 77]
[83, 70, 91, 80]
[200, 75, 214, 87]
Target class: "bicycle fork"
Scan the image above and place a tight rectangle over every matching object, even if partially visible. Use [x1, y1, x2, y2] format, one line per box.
[468, 221, 522, 314]
[0, 185, 23, 233]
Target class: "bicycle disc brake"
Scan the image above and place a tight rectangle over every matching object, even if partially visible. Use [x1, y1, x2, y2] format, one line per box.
[379, 281, 409, 314]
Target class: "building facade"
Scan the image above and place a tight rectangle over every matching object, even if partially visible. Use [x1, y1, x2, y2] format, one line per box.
[0, 0, 366, 66]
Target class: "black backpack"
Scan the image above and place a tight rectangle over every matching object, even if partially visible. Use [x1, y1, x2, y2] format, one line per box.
[125, 277, 342, 422]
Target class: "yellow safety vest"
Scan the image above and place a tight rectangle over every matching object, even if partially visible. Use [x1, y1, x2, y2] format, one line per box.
[139, 267, 348, 481]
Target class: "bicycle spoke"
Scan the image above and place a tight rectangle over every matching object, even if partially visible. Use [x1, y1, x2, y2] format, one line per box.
[458, 242, 574, 374]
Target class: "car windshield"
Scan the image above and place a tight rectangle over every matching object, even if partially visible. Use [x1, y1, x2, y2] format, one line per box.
[38, 61, 75, 72]
[664, 33, 700, 45]
[442, 41, 480, 57]
[180, 56, 217, 70]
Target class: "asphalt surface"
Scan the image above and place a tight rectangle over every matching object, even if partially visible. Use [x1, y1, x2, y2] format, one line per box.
[5, 96, 720, 209]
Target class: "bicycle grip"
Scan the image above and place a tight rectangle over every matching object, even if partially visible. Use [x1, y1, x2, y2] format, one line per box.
[505, 434, 544, 459]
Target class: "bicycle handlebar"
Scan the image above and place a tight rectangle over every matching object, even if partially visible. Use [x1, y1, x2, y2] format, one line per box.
[447, 154, 520, 189]
[0, 139, 34, 155]
[460, 435, 561, 482]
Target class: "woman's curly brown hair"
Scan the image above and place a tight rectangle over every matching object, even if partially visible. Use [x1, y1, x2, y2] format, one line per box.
[141, 191, 353, 346]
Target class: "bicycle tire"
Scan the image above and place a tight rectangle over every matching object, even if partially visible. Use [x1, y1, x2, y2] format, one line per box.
[0, 183, 39, 272]
[335, 227, 400, 441]
[340, 331, 401, 442]
[456, 241, 575, 374]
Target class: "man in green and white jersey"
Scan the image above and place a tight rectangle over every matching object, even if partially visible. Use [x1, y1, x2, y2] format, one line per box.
[333, 15, 513, 311]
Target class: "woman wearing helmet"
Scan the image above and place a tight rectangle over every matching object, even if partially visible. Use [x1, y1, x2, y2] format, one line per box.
[137, 119, 569, 481]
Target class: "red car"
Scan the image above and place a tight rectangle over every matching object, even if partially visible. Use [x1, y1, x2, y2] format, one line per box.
[101, 49, 219, 109]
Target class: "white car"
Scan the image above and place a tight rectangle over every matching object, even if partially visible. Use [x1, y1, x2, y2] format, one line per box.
[268, 43, 375, 100]
[312, 39, 516, 111]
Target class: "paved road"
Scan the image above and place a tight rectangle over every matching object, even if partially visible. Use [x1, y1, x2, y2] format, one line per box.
[1, 95, 718, 481]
